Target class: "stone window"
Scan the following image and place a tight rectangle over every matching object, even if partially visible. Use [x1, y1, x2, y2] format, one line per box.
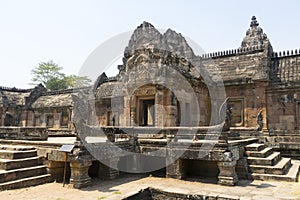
[46, 114, 54, 127]
[228, 98, 244, 126]
[34, 114, 40, 126]
[61, 110, 69, 127]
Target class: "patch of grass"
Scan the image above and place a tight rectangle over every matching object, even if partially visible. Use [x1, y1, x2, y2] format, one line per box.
[112, 191, 122, 195]
[97, 196, 107, 200]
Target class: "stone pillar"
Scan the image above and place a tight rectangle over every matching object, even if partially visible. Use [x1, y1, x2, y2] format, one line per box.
[53, 110, 61, 129]
[69, 154, 92, 188]
[217, 160, 238, 186]
[68, 140, 93, 189]
[98, 158, 119, 180]
[41, 113, 46, 127]
[1, 112, 5, 126]
[124, 96, 131, 126]
[44, 160, 66, 182]
[166, 158, 184, 179]
[68, 108, 73, 129]
[262, 108, 268, 132]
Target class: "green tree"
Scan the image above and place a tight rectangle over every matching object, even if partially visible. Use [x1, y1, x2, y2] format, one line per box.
[31, 60, 91, 90]
[65, 74, 92, 88]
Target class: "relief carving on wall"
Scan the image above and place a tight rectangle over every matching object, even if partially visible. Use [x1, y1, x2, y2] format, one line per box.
[134, 86, 156, 96]
[256, 109, 263, 131]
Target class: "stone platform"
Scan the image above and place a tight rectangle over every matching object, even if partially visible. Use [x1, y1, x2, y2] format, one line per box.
[0, 127, 48, 141]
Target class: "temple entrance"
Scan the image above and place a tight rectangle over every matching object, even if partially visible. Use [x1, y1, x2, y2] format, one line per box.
[139, 98, 155, 126]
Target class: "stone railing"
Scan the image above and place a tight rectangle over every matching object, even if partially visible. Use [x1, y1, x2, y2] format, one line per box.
[99, 124, 228, 143]
[0, 86, 32, 93]
[272, 49, 300, 58]
[41, 86, 91, 96]
[201, 44, 264, 59]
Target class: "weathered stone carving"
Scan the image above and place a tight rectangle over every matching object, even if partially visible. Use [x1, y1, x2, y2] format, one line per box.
[219, 98, 232, 131]
[134, 86, 156, 96]
[256, 109, 263, 131]
[241, 16, 270, 48]
[68, 140, 93, 189]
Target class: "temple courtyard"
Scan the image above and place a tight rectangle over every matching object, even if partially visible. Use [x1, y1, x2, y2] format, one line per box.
[0, 174, 300, 200]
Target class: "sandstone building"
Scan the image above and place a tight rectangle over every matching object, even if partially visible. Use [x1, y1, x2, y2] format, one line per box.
[1, 16, 299, 134]
[0, 16, 300, 189]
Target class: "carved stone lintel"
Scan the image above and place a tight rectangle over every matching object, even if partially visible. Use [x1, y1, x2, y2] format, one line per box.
[134, 86, 156, 96]
[217, 160, 238, 186]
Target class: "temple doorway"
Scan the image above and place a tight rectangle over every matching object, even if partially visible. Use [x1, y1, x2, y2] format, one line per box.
[139, 98, 155, 126]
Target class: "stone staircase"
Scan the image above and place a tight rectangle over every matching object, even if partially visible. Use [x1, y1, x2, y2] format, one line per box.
[0, 145, 51, 190]
[245, 143, 300, 182]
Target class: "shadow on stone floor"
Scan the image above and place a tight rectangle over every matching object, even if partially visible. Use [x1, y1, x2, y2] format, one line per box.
[184, 177, 277, 189]
[73, 174, 278, 194]
[78, 173, 148, 193]
[237, 180, 276, 188]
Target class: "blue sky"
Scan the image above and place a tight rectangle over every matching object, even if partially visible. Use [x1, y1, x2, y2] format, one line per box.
[1, 0, 300, 88]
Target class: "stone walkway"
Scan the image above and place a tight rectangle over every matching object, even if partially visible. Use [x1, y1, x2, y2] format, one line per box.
[0, 174, 300, 200]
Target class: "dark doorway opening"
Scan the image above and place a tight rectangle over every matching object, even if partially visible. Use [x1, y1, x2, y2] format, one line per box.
[183, 159, 219, 183]
[139, 99, 155, 126]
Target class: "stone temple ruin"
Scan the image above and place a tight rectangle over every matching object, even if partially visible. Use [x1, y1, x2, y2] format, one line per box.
[0, 16, 300, 192]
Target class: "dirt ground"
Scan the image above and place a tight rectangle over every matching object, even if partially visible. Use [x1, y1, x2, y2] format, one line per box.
[0, 174, 300, 200]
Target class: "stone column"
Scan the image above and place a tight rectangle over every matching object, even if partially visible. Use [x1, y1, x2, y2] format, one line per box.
[41, 113, 46, 127]
[1, 110, 5, 126]
[69, 154, 92, 188]
[53, 110, 61, 129]
[98, 157, 119, 180]
[69, 140, 93, 189]
[166, 157, 184, 179]
[44, 160, 65, 182]
[124, 96, 131, 126]
[217, 160, 238, 186]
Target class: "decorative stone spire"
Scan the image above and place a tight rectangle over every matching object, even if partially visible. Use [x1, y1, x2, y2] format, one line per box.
[241, 16, 270, 48]
[124, 21, 196, 62]
[250, 16, 259, 28]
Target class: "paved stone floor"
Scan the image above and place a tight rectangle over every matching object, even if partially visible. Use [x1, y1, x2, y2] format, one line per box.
[0, 174, 300, 200]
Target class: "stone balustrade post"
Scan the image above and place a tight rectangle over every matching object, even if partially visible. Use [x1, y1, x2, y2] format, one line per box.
[217, 160, 238, 186]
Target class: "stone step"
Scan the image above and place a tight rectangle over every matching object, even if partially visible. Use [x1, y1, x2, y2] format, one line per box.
[251, 160, 300, 182]
[247, 152, 281, 166]
[0, 145, 35, 151]
[0, 165, 47, 183]
[245, 143, 265, 152]
[245, 147, 273, 158]
[0, 149, 37, 159]
[0, 156, 43, 170]
[249, 157, 292, 175]
[0, 174, 51, 190]
[179, 133, 221, 140]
